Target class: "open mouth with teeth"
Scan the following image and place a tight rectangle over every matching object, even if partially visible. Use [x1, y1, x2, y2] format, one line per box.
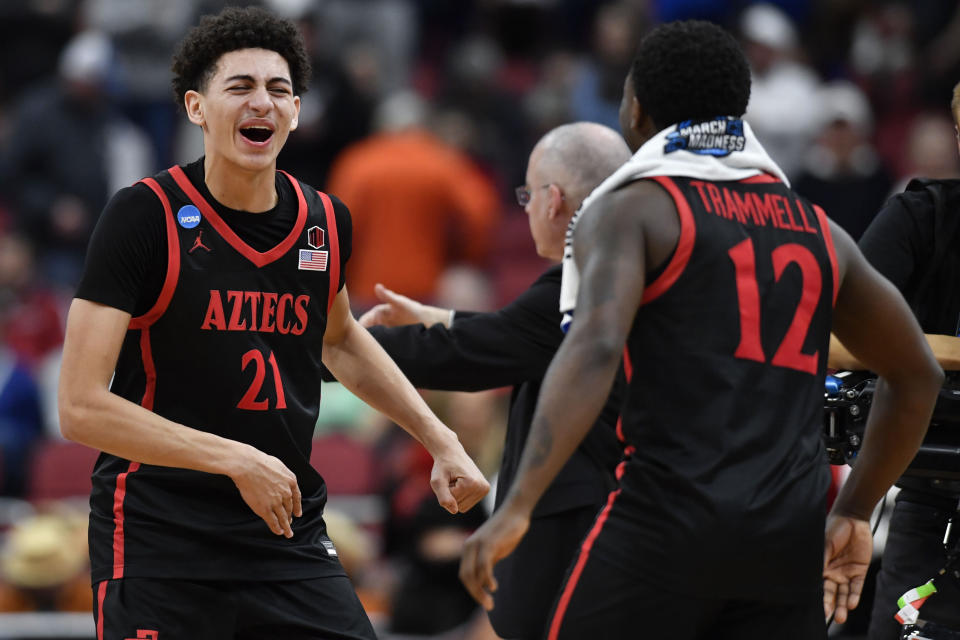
[240, 127, 274, 143]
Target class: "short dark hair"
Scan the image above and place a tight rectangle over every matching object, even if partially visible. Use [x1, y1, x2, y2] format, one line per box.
[630, 20, 751, 130]
[170, 6, 311, 108]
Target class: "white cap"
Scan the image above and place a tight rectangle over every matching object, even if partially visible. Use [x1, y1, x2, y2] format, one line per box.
[59, 30, 112, 84]
[373, 90, 428, 132]
[816, 81, 873, 135]
[741, 3, 797, 50]
[263, 0, 314, 20]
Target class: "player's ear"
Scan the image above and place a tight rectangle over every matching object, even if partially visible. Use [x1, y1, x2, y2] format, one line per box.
[630, 95, 643, 131]
[290, 95, 300, 131]
[634, 100, 659, 142]
[184, 90, 204, 126]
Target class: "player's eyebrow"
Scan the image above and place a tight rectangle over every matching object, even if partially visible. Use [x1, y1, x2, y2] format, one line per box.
[225, 74, 292, 86]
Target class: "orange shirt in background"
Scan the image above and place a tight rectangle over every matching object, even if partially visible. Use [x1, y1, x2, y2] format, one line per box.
[327, 130, 500, 308]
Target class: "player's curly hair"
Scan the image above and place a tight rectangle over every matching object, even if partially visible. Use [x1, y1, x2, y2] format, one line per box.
[170, 6, 311, 109]
[631, 20, 751, 129]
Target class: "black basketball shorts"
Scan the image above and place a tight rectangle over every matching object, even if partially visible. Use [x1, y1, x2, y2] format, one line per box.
[93, 575, 377, 640]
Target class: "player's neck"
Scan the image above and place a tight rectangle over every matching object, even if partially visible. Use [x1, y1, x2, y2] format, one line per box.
[202, 155, 278, 213]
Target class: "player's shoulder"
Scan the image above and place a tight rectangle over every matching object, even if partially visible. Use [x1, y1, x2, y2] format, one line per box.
[101, 180, 167, 225]
[605, 178, 676, 219]
[111, 179, 160, 205]
[886, 178, 960, 217]
[578, 178, 676, 248]
[289, 174, 350, 217]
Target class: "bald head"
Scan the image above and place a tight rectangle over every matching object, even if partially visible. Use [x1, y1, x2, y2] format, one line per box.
[530, 122, 630, 210]
[522, 122, 630, 261]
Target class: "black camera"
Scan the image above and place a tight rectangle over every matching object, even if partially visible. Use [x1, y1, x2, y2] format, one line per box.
[824, 371, 960, 479]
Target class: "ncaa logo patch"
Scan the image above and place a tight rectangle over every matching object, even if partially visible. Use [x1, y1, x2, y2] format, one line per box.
[177, 205, 202, 229]
[306, 225, 325, 249]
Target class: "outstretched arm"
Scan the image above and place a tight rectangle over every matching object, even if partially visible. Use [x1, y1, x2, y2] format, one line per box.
[357, 283, 452, 329]
[59, 299, 302, 538]
[459, 180, 669, 609]
[823, 222, 943, 623]
[360, 274, 565, 391]
[322, 286, 489, 513]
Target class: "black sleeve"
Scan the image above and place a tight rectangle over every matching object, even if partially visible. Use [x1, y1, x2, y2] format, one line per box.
[328, 194, 351, 292]
[857, 191, 932, 296]
[368, 269, 565, 391]
[75, 182, 167, 316]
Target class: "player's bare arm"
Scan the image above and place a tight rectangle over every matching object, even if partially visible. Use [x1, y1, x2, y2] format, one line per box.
[459, 180, 675, 609]
[321, 286, 489, 513]
[58, 299, 302, 537]
[823, 221, 943, 623]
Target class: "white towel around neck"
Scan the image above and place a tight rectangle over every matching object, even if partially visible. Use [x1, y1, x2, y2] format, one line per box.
[559, 117, 788, 331]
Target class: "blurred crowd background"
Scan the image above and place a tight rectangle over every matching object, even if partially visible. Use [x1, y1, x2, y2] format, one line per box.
[2, 0, 960, 638]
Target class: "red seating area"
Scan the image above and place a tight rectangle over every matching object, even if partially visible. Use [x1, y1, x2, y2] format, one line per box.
[27, 440, 99, 503]
[309, 433, 381, 495]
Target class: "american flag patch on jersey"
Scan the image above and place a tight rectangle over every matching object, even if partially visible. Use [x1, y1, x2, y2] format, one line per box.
[298, 249, 329, 271]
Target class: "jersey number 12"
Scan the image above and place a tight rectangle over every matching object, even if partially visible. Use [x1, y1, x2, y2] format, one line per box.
[728, 238, 823, 375]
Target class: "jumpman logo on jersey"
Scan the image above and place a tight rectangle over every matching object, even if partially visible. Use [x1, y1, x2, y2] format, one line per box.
[189, 230, 211, 253]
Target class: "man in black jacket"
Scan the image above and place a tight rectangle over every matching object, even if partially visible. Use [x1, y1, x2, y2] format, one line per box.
[829, 82, 960, 639]
[356, 121, 631, 640]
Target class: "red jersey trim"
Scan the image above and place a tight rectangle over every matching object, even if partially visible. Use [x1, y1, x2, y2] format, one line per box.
[642, 176, 696, 305]
[167, 165, 307, 268]
[95, 581, 107, 640]
[130, 178, 180, 330]
[139, 329, 156, 410]
[814, 205, 840, 306]
[739, 173, 782, 184]
[111, 461, 140, 579]
[615, 348, 633, 443]
[316, 190, 340, 314]
[109, 327, 154, 581]
[547, 485, 623, 640]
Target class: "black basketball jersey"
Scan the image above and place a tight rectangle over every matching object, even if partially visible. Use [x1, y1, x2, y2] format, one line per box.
[595, 174, 838, 600]
[88, 165, 346, 584]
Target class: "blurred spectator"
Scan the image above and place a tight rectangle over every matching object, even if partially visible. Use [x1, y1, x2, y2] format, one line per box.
[82, 0, 194, 168]
[741, 3, 823, 178]
[921, 1, 960, 96]
[848, 3, 923, 178]
[794, 81, 893, 240]
[0, 2, 77, 111]
[0, 30, 153, 288]
[434, 36, 530, 193]
[317, 0, 416, 96]
[277, 6, 377, 189]
[0, 325, 44, 498]
[523, 51, 579, 141]
[0, 512, 90, 612]
[569, 3, 644, 132]
[849, 3, 914, 81]
[893, 112, 960, 191]
[327, 91, 499, 310]
[0, 233, 64, 369]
